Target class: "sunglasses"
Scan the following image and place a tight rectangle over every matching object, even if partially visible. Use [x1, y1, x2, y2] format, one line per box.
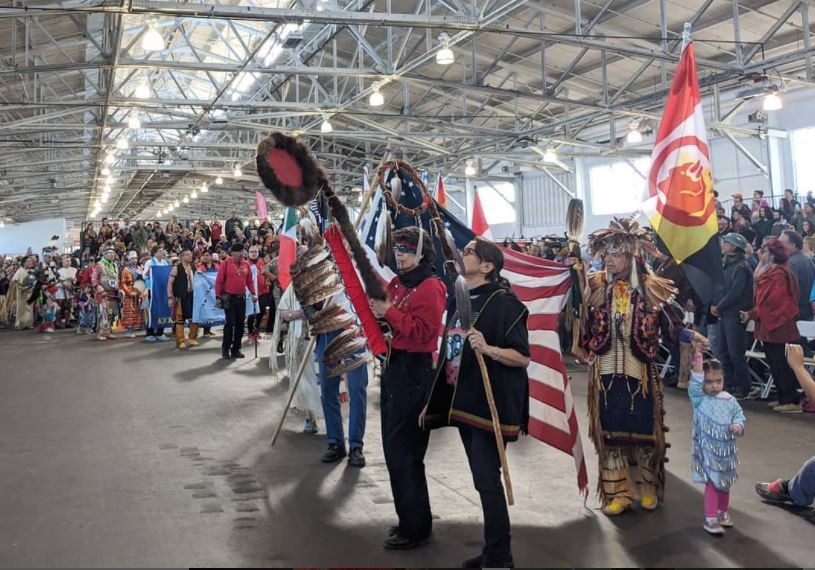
[392, 244, 417, 254]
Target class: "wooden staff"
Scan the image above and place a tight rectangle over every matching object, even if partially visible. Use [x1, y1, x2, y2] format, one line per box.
[270, 167, 384, 447]
[473, 349, 515, 505]
[455, 275, 514, 505]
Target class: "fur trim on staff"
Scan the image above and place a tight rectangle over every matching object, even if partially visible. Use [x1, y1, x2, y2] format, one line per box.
[256, 133, 325, 207]
[256, 132, 387, 300]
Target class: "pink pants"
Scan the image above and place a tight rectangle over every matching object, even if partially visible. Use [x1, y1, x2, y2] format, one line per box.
[704, 481, 730, 517]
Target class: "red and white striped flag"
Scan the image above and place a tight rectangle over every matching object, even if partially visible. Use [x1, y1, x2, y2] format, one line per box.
[500, 246, 588, 497]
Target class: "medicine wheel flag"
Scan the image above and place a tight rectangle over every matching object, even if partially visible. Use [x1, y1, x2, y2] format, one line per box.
[643, 28, 723, 304]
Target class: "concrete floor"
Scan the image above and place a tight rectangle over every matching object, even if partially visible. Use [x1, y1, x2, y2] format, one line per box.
[0, 329, 813, 568]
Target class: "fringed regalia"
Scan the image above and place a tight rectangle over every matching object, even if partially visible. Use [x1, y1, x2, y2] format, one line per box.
[576, 217, 684, 515]
[688, 371, 745, 491]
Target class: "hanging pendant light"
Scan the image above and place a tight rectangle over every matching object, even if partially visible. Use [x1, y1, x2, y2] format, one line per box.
[128, 113, 142, 129]
[436, 33, 454, 65]
[142, 22, 166, 52]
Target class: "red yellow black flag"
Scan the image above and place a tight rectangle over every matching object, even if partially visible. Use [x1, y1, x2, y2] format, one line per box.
[644, 30, 724, 305]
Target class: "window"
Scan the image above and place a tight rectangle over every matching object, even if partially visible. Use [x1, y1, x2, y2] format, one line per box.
[792, 126, 815, 195]
[589, 158, 650, 215]
[475, 182, 515, 225]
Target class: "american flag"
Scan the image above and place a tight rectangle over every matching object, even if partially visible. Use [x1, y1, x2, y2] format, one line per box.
[499, 246, 588, 497]
[356, 165, 587, 496]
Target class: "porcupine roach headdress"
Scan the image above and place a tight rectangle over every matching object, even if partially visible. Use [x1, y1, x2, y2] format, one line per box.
[587, 216, 678, 311]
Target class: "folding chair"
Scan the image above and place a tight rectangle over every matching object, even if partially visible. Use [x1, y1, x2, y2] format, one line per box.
[655, 342, 674, 379]
[744, 321, 775, 399]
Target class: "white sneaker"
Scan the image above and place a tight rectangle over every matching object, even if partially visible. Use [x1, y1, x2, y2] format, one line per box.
[718, 510, 733, 527]
[158, 334, 171, 341]
[704, 517, 725, 535]
[145, 335, 157, 342]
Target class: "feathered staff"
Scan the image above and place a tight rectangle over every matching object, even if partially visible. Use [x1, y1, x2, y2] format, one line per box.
[259, 134, 386, 446]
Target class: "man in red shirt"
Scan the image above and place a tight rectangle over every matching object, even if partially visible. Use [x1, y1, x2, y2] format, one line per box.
[215, 242, 256, 360]
[246, 245, 272, 341]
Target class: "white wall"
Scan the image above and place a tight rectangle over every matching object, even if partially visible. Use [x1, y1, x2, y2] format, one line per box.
[0, 218, 68, 256]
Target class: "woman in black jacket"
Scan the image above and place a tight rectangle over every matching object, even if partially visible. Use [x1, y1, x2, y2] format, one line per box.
[424, 237, 529, 568]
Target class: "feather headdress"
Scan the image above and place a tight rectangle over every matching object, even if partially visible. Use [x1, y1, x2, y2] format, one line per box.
[588, 216, 658, 260]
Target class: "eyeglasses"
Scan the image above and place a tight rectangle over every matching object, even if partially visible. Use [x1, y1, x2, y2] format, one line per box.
[392, 244, 417, 254]
[461, 247, 478, 257]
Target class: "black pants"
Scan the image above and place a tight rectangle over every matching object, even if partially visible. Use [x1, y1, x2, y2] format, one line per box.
[459, 426, 511, 565]
[717, 313, 751, 395]
[248, 293, 274, 334]
[764, 341, 801, 405]
[147, 326, 165, 336]
[222, 295, 247, 354]
[381, 351, 433, 541]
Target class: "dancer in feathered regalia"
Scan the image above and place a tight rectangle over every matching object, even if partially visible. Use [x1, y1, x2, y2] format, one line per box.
[575, 216, 708, 516]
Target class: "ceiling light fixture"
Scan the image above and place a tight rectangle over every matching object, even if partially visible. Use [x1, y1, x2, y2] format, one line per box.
[543, 148, 558, 164]
[100, 166, 110, 176]
[174, 200, 180, 208]
[763, 92, 783, 111]
[436, 33, 455, 66]
[190, 190, 198, 199]
[320, 117, 333, 134]
[215, 176, 223, 185]
[116, 137, 129, 150]
[104, 153, 116, 165]
[128, 113, 142, 129]
[464, 159, 477, 177]
[369, 86, 384, 107]
[142, 22, 165, 52]
[201, 183, 209, 193]
[626, 120, 643, 144]
[183, 196, 189, 204]
[233, 166, 242, 178]
[135, 77, 152, 99]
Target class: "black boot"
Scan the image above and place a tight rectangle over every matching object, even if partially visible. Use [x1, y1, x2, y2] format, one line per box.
[232, 350, 246, 359]
[348, 447, 366, 468]
[222, 347, 232, 360]
[320, 443, 347, 463]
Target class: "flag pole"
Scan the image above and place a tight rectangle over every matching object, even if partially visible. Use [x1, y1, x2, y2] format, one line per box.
[270, 179, 382, 447]
[681, 22, 692, 52]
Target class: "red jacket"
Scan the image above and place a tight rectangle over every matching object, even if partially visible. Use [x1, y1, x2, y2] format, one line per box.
[751, 264, 800, 343]
[253, 259, 270, 295]
[215, 258, 256, 297]
[384, 274, 447, 353]
[210, 222, 222, 242]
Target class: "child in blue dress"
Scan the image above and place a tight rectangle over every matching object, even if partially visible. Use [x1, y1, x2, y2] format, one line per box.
[690, 348, 746, 535]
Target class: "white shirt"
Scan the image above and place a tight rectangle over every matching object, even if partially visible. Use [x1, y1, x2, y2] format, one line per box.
[56, 267, 78, 300]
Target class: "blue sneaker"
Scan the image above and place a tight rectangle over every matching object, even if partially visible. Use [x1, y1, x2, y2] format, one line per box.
[145, 335, 157, 343]
[158, 334, 171, 342]
[303, 417, 319, 434]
